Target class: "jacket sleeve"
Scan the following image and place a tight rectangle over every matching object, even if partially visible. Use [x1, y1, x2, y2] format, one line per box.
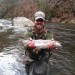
[47, 31, 54, 40]
[23, 32, 34, 51]
[45, 31, 54, 52]
[23, 32, 32, 40]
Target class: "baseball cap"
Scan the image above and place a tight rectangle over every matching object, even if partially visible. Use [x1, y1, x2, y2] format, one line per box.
[34, 11, 45, 21]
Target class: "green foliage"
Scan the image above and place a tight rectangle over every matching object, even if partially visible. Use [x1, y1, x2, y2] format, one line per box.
[35, 0, 49, 12]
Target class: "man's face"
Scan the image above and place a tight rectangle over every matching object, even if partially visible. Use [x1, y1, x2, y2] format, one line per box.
[35, 18, 45, 29]
[36, 24, 42, 29]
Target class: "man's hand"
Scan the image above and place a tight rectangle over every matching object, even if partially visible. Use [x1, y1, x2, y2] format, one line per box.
[27, 39, 36, 49]
[47, 41, 56, 50]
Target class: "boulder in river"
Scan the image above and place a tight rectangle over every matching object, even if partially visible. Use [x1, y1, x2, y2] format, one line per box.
[13, 17, 34, 27]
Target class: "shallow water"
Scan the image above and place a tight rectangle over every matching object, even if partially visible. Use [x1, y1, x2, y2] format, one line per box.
[0, 22, 75, 75]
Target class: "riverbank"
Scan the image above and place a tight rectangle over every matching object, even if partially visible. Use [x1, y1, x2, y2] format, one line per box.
[49, 17, 75, 24]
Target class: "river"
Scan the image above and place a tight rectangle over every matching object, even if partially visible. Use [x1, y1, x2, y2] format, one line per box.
[0, 22, 75, 75]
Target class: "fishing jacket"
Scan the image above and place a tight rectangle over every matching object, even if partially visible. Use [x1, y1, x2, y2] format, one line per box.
[24, 28, 53, 62]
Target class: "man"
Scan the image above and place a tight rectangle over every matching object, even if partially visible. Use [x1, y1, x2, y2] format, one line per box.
[24, 11, 55, 61]
[24, 11, 55, 75]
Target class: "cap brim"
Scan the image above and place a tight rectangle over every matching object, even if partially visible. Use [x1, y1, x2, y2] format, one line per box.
[35, 17, 45, 21]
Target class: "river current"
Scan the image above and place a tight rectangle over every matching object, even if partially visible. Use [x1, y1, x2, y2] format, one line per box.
[0, 22, 75, 75]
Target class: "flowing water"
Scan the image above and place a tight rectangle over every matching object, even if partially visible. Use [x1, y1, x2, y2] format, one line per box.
[0, 22, 75, 75]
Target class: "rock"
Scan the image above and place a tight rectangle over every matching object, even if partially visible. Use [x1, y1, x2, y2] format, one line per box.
[12, 17, 34, 38]
[70, 19, 75, 24]
[13, 17, 34, 27]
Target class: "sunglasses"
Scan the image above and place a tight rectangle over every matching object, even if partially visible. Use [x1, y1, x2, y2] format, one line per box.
[36, 19, 44, 22]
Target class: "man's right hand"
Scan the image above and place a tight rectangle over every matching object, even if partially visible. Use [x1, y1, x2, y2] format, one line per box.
[27, 39, 36, 49]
